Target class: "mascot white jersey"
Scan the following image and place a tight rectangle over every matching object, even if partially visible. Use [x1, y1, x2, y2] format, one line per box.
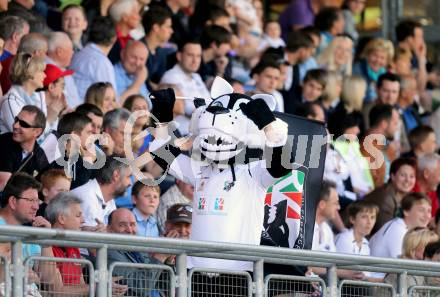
[149, 77, 290, 271]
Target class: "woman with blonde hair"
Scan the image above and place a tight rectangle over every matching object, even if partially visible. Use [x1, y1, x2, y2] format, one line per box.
[353, 38, 394, 103]
[384, 228, 438, 288]
[320, 71, 343, 119]
[0, 53, 47, 133]
[318, 35, 353, 76]
[84, 82, 117, 114]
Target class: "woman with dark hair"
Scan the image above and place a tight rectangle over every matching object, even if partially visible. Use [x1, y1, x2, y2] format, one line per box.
[364, 157, 418, 234]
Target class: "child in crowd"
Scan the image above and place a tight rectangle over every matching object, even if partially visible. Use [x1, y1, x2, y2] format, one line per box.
[131, 180, 161, 238]
[402, 125, 438, 159]
[299, 69, 328, 103]
[37, 169, 72, 217]
[258, 20, 286, 52]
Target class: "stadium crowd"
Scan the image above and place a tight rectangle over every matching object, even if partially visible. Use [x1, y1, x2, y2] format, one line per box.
[0, 0, 439, 294]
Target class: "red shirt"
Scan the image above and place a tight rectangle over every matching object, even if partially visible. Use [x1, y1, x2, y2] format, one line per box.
[0, 56, 13, 93]
[116, 28, 133, 49]
[52, 246, 83, 285]
[413, 181, 439, 216]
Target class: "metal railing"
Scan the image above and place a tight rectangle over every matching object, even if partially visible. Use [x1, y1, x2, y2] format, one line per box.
[0, 225, 439, 297]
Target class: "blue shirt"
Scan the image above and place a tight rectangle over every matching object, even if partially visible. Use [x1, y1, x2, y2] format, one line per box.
[70, 43, 117, 100]
[0, 218, 41, 257]
[115, 175, 135, 209]
[114, 62, 151, 108]
[132, 208, 159, 238]
[299, 57, 318, 83]
[0, 50, 12, 62]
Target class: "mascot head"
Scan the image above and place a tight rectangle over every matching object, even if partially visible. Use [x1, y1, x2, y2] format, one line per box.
[190, 77, 276, 162]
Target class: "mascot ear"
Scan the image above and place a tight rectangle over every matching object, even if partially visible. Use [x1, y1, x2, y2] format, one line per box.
[211, 76, 234, 98]
[194, 98, 206, 108]
[251, 94, 276, 112]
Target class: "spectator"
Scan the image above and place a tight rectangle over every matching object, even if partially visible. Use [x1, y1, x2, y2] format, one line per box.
[0, 53, 47, 133]
[403, 125, 437, 159]
[299, 69, 327, 104]
[258, 20, 285, 53]
[279, 0, 324, 40]
[0, 173, 56, 287]
[102, 108, 131, 156]
[141, 6, 174, 88]
[370, 192, 432, 260]
[71, 155, 132, 231]
[342, 0, 366, 42]
[46, 32, 81, 108]
[294, 102, 325, 122]
[108, 0, 141, 64]
[353, 38, 394, 103]
[131, 180, 161, 237]
[42, 64, 72, 131]
[361, 104, 400, 187]
[199, 25, 232, 82]
[0, 15, 29, 61]
[298, 26, 321, 82]
[314, 7, 345, 55]
[76, 103, 104, 135]
[413, 153, 440, 216]
[164, 203, 192, 239]
[397, 74, 421, 134]
[6, 0, 47, 33]
[107, 208, 167, 296]
[123, 94, 150, 129]
[317, 35, 353, 76]
[71, 16, 117, 100]
[157, 179, 194, 234]
[364, 157, 417, 234]
[0, 106, 48, 190]
[61, 4, 88, 53]
[44, 111, 97, 189]
[1, 32, 47, 94]
[37, 168, 71, 217]
[85, 82, 117, 114]
[384, 228, 437, 286]
[282, 31, 315, 114]
[424, 240, 440, 286]
[160, 39, 210, 136]
[320, 71, 342, 120]
[251, 59, 283, 112]
[114, 40, 150, 103]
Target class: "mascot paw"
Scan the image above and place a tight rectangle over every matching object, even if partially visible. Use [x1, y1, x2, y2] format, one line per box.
[264, 118, 288, 147]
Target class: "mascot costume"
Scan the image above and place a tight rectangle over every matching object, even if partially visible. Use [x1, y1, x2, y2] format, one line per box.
[148, 77, 325, 272]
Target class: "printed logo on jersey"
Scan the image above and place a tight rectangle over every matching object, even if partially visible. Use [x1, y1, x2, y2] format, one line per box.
[214, 197, 224, 211]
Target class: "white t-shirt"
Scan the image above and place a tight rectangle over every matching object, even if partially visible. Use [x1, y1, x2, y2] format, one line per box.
[335, 228, 370, 256]
[71, 179, 116, 226]
[312, 221, 336, 252]
[369, 217, 407, 259]
[169, 154, 279, 271]
[160, 64, 210, 135]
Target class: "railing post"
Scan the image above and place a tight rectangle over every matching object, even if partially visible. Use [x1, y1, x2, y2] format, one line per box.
[253, 259, 264, 297]
[327, 265, 338, 297]
[96, 245, 108, 297]
[398, 271, 408, 297]
[176, 253, 187, 297]
[11, 240, 24, 297]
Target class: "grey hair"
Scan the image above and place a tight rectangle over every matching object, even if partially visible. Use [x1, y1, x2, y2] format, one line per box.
[109, 0, 138, 23]
[18, 32, 48, 54]
[103, 108, 131, 131]
[96, 155, 130, 184]
[0, 15, 28, 40]
[47, 31, 72, 53]
[417, 153, 440, 172]
[45, 192, 82, 225]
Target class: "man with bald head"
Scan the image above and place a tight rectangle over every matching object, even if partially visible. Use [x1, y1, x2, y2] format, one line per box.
[107, 208, 168, 296]
[114, 40, 150, 104]
[47, 31, 81, 108]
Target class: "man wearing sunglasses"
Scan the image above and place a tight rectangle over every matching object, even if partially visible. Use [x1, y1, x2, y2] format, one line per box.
[0, 105, 48, 190]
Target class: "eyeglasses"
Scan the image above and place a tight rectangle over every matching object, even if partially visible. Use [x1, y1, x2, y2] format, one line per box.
[14, 196, 40, 204]
[14, 117, 39, 129]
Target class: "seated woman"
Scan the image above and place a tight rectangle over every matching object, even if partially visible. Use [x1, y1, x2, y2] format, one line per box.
[84, 82, 117, 114]
[318, 35, 354, 76]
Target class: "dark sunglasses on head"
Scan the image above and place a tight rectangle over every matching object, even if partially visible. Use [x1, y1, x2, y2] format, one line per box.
[14, 117, 39, 129]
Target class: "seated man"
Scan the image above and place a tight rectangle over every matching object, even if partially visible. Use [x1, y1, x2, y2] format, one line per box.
[164, 203, 192, 239]
[107, 208, 168, 296]
[0, 105, 49, 190]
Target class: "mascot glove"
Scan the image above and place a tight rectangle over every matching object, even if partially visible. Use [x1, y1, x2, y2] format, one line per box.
[150, 88, 176, 123]
[240, 99, 276, 130]
[264, 118, 288, 147]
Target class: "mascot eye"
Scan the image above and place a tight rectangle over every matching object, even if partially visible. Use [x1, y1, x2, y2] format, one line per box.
[211, 101, 224, 108]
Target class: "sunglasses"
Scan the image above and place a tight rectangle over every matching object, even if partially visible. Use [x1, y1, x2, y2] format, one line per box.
[14, 117, 39, 129]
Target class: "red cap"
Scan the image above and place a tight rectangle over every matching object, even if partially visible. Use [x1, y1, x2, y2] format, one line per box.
[43, 64, 74, 87]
